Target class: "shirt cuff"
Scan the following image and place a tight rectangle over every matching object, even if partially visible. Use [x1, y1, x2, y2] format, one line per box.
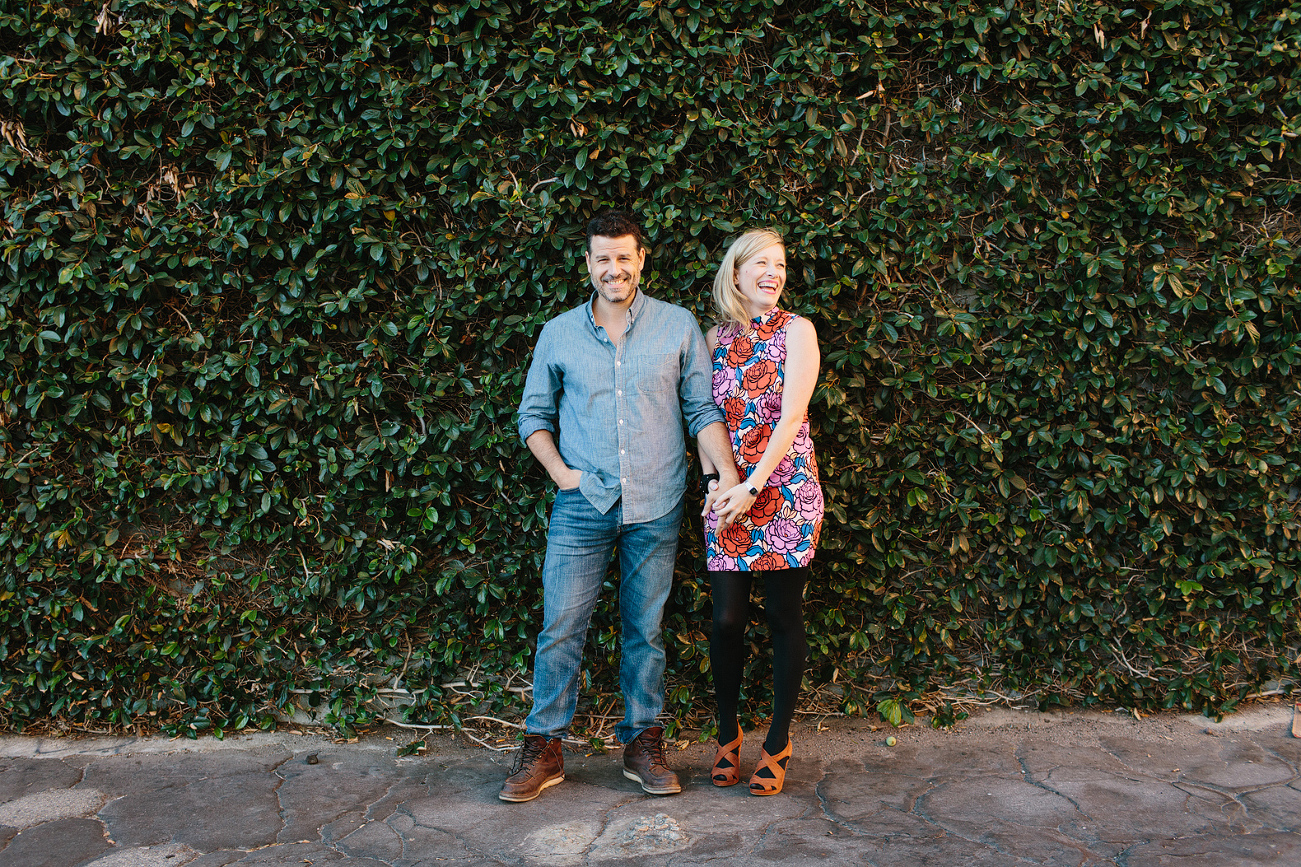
[518, 418, 556, 446]
[686, 406, 726, 438]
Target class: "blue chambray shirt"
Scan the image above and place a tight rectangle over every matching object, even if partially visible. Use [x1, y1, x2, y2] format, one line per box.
[517, 290, 724, 523]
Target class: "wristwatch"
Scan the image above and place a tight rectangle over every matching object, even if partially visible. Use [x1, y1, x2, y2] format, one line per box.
[746, 481, 759, 496]
[699, 473, 720, 496]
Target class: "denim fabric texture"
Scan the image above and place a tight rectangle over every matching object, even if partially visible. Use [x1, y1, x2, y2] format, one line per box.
[516, 290, 723, 524]
[524, 489, 684, 742]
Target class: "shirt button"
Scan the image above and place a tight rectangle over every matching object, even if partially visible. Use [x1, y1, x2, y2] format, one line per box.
[617, 390, 622, 396]
[618, 419, 624, 425]
[620, 449, 625, 454]
[622, 478, 627, 483]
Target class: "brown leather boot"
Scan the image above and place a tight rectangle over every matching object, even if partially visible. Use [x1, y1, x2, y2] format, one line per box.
[499, 734, 564, 802]
[622, 725, 682, 795]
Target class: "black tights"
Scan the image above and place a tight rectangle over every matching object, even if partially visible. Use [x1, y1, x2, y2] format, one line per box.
[709, 567, 809, 755]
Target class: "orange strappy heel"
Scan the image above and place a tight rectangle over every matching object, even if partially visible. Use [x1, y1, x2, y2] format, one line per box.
[711, 731, 744, 787]
[749, 739, 792, 796]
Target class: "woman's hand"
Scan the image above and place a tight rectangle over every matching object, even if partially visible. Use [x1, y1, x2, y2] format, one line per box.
[711, 482, 758, 531]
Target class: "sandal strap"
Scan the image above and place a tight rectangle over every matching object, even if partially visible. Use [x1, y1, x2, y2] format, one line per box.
[711, 731, 744, 786]
[713, 732, 743, 766]
[749, 740, 792, 794]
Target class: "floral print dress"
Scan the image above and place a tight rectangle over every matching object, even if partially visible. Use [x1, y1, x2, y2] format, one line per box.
[705, 308, 824, 571]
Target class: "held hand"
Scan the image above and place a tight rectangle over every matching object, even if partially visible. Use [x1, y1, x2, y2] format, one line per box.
[705, 467, 742, 521]
[711, 482, 757, 531]
[700, 479, 722, 517]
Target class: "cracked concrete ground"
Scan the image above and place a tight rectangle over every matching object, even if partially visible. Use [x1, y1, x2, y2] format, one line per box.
[1, 703, 1297, 866]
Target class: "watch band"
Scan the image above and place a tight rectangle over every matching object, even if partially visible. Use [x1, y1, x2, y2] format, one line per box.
[746, 482, 759, 496]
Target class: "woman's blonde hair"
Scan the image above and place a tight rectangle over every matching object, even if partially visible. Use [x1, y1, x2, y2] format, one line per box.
[712, 228, 786, 330]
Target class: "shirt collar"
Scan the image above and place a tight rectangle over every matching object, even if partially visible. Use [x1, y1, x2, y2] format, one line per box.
[628, 288, 648, 320]
[751, 306, 779, 326]
[585, 288, 646, 329]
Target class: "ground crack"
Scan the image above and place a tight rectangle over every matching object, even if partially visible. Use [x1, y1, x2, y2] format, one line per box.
[1013, 745, 1086, 814]
[813, 774, 870, 835]
[268, 752, 296, 843]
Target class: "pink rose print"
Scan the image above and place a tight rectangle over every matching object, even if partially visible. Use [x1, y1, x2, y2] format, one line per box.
[770, 455, 795, 486]
[756, 392, 782, 423]
[708, 555, 732, 572]
[712, 367, 732, 404]
[793, 481, 823, 516]
[766, 515, 803, 554]
[764, 328, 786, 361]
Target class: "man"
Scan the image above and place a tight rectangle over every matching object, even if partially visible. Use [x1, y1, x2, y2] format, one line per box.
[502, 211, 739, 802]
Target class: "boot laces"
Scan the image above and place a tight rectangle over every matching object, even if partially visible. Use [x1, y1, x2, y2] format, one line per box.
[512, 736, 550, 774]
[638, 730, 669, 768]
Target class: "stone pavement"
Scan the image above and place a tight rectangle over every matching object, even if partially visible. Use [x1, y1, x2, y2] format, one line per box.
[0, 703, 1297, 866]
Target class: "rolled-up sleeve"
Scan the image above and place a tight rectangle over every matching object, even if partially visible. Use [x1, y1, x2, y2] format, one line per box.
[517, 324, 561, 444]
[679, 318, 724, 437]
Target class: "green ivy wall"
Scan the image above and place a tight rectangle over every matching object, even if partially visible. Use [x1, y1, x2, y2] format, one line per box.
[2, 0, 1299, 735]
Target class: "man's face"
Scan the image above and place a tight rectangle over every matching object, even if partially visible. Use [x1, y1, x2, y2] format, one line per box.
[585, 234, 645, 306]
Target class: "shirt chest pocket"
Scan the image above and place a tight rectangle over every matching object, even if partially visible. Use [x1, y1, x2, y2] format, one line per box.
[626, 352, 679, 397]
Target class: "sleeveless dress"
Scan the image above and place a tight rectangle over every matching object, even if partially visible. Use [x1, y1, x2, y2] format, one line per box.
[705, 308, 824, 571]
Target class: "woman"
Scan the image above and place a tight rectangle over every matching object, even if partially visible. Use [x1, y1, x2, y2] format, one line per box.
[698, 228, 824, 796]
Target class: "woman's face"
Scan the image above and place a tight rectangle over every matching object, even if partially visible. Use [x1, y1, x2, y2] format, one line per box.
[736, 242, 786, 317]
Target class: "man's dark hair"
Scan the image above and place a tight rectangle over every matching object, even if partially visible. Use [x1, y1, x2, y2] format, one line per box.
[586, 210, 646, 252]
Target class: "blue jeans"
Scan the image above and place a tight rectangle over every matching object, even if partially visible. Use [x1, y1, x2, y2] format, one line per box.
[526, 488, 684, 744]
